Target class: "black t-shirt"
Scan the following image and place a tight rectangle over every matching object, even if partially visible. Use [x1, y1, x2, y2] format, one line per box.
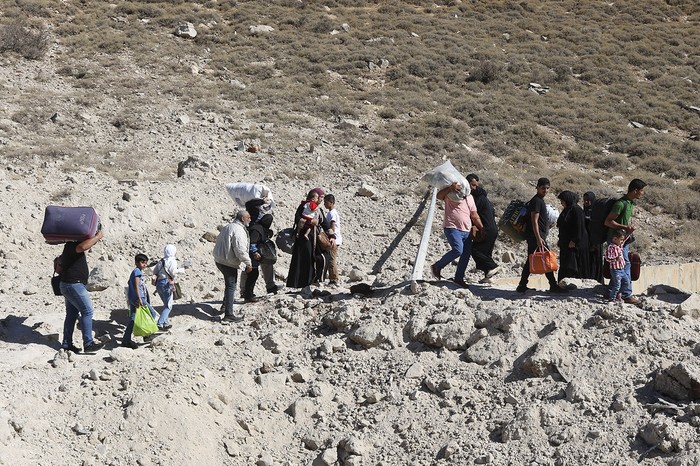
[60, 242, 89, 284]
[527, 195, 549, 239]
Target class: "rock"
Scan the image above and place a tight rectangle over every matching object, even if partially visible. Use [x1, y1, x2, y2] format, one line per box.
[87, 263, 118, 291]
[249, 25, 274, 35]
[654, 363, 700, 401]
[565, 380, 595, 403]
[411, 316, 474, 350]
[256, 452, 274, 466]
[356, 183, 378, 197]
[176, 114, 190, 125]
[502, 406, 544, 442]
[348, 322, 396, 349]
[175, 22, 197, 38]
[639, 419, 693, 453]
[348, 268, 365, 282]
[202, 231, 218, 242]
[442, 440, 460, 459]
[404, 362, 424, 379]
[288, 398, 317, 423]
[177, 156, 211, 178]
[522, 331, 573, 378]
[673, 293, 700, 319]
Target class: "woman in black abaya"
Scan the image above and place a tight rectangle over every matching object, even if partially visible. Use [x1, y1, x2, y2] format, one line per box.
[556, 190, 591, 281]
[286, 188, 331, 288]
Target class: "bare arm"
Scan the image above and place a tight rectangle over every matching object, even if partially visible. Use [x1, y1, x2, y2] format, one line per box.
[531, 211, 544, 247]
[75, 230, 103, 253]
[437, 182, 461, 201]
[470, 211, 484, 231]
[604, 210, 635, 234]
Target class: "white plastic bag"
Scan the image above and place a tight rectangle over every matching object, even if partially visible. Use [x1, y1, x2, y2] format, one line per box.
[546, 204, 559, 228]
[421, 161, 470, 198]
[225, 182, 275, 212]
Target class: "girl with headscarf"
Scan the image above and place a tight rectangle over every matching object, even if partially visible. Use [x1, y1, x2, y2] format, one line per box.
[556, 191, 591, 282]
[286, 188, 331, 288]
[153, 244, 181, 330]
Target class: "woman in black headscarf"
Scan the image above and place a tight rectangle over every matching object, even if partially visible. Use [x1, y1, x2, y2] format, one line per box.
[557, 190, 591, 281]
[582, 191, 604, 283]
[286, 188, 331, 288]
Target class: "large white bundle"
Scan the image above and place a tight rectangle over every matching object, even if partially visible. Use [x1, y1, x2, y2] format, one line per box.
[546, 204, 559, 228]
[421, 160, 470, 199]
[225, 182, 275, 211]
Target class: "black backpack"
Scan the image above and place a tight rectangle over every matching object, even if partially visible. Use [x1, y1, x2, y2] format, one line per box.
[589, 197, 627, 244]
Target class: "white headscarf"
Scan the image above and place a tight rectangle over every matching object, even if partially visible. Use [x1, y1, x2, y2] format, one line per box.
[164, 244, 177, 259]
[159, 244, 178, 280]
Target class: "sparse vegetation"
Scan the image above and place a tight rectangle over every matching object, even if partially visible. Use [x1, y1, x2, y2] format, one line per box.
[0, 19, 49, 59]
[0, 0, 699, 253]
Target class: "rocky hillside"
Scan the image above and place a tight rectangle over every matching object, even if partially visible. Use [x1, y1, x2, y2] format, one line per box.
[1, 1, 700, 465]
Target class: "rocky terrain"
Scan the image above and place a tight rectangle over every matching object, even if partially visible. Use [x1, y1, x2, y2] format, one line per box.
[2, 14, 700, 466]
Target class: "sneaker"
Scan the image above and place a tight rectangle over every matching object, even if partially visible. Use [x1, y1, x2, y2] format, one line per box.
[61, 344, 82, 354]
[430, 263, 442, 280]
[243, 296, 260, 303]
[222, 314, 244, 323]
[516, 285, 534, 293]
[266, 285, 280, 294]
[120, 340, 139, 349]
[623, 296, 641, 305]
[549, 285, 568, 294]
[160, 322, 173, 330]
[453, 278, 469, 288]
[83, 341, 105, 353]
[485, 266, 501, 279]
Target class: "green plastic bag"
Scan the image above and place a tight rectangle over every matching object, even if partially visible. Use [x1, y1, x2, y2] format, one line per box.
[133, 305, 158, 337]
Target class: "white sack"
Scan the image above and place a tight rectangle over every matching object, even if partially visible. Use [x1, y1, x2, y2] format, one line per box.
[421, 160, 470, 199]
[225, 182, 275, 211]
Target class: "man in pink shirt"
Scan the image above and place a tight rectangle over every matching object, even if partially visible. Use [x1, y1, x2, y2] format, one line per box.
[431, 181, 484, 287]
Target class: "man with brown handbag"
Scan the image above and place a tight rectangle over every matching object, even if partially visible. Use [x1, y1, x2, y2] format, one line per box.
[516, 178, 568, 294]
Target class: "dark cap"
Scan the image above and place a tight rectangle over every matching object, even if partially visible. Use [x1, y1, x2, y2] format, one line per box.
[537, 177, 551, 187]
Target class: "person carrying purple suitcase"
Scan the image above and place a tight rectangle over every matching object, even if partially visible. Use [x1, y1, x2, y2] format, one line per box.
[58, 227, 105, 353]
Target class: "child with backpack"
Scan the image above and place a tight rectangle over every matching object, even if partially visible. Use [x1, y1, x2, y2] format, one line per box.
[604, 229, 629, 304]
[121, 253, 158, 349]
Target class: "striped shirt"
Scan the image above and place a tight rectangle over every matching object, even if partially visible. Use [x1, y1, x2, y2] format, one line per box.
[605, 243, 625, 270]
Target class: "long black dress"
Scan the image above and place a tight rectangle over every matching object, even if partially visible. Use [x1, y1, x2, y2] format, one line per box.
[470, 186, 498, 273]
[286, 203, 331, 288]
[557, 202, 591, 280]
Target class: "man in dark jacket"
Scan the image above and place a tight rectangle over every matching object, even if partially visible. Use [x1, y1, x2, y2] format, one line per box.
[467, 174, 500, 283]
[517, 177, 567, 294]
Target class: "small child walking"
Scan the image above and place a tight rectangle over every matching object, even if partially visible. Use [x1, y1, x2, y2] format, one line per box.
[296, 191, 321, 240]
[604, 229, 629, 303]
[122, 253, 158, 348]
[324, 194, 342, 286]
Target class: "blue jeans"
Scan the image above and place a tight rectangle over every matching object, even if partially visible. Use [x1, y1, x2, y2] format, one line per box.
[216, 262, 239, 317]
[59, 281, 96, 347]
[620, 244, 633, 298]
[156, 278, 173, 327]
[434, 228, 473, 281]
[123, 302, 158, 342]
[608, 268, 630, 300]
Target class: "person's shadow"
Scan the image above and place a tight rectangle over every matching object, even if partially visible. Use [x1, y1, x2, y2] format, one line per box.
[0, 314, 60, 349]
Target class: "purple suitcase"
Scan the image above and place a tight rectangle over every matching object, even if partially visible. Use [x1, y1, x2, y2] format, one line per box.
[41, 206, 100, 244]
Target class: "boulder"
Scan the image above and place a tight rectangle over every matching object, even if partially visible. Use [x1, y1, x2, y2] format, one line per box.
[175, 22, 197, 38]
[654, 363, 700, 401]
[673, 293, 700, 319]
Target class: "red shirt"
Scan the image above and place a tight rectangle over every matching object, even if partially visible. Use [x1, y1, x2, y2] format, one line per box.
[605, 243, 625, 270]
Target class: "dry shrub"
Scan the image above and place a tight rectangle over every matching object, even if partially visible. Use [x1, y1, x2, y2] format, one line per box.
[0, 20, 49, 59]
[467, 60, 502, 84]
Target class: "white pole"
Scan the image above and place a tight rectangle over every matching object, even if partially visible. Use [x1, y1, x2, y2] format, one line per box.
[410, 186, 438, 293]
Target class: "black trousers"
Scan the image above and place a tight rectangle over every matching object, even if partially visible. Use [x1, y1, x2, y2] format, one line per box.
[471, 235, 498, 273]
[519, 237, 558, 288]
